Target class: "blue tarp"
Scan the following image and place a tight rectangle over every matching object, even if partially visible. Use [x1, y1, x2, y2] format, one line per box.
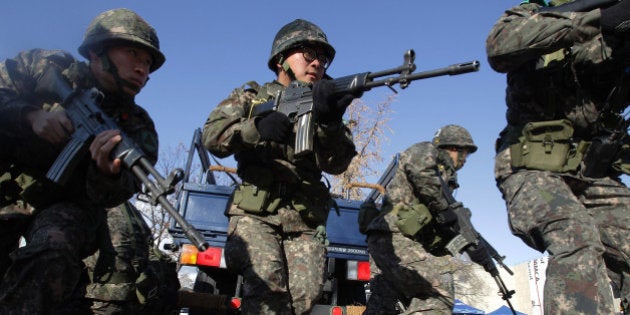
[487, 305, 527, 315]
[452, 299, 485, 314]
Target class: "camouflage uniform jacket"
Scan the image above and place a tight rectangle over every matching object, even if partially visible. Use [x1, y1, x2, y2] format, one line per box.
[203, 80, 356, 229]
[0, 49, 158, 209]
[487, 3, 630, 157]
[367, 141, 458, 233]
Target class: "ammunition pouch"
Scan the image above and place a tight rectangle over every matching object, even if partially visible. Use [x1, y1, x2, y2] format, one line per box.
[292, 180, 332, 226]
[394, 202, 460, 254]
[233, 182, 283, 214]
[233, 167, 283, 214]
[395, 201, 433, 238]
[234, 164, 332, 225]
[510, 119, 586, 172]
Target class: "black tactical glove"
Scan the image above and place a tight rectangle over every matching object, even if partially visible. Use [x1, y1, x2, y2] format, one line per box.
[466, 244, 495, 274]
[434, 206, 460, 242]
[601, 0, 630, 34]
[255, 111, 291, 142]
[436, 201, 464, 228]
[312, 79, 359, 123]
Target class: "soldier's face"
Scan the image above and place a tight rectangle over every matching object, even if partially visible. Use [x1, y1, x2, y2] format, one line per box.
[446, 148, 468, 169]
[277, 45, 327, 85]
[90, 45, 153, 96]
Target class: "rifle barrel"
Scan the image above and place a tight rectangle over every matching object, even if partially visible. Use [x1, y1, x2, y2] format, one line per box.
[494, 275, 517, 315]
[365, 61, 480, 90]
[132, 160, 210, 252]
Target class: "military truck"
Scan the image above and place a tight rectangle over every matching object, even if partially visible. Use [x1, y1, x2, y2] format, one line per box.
[166, 128, 384, 314]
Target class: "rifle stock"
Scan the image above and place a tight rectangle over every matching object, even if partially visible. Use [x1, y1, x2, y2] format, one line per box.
[253, 50, 479, 156]
[36, 67, 209, 251]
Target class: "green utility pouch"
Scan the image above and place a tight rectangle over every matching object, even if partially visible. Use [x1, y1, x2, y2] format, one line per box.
[292, 180, 331, 226]
[233, 182, 282, 214]
[510, 119, 575, 172]
[395, 201, 433, 238]
[234, 166, 283, 214]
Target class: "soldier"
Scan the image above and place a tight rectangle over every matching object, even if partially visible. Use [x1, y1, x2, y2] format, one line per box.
[203, 19, 359, 314]
[0, 8, 163, 313]
[361, 125, 492, 314]
[487, 0, 630, 313]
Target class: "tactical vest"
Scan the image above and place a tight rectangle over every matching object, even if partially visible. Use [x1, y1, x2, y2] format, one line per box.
[233, 80, 333, 226]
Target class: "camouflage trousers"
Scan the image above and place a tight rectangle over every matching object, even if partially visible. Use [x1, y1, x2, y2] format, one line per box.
[498, 169, 630, 314]
[224, 215, 327, 315]
[0, 205, 32, 278]
[84, 202, 152, 314]
[0, 202, 103, 314]
[365, 231, 455, 315]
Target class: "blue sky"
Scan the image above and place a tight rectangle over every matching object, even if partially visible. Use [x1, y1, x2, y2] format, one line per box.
[2, 0, 555, 265]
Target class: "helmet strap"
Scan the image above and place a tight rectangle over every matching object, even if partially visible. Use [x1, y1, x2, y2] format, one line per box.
[97, 50, 142, 96]
[282, 60, 298, 82]
[456, 149, 466, 170]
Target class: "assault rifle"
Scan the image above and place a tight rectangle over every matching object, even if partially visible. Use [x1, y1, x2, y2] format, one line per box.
[252, 50, 479, 156]
[437, 175, 517, 315]
[34, 67, 209, 252]
[537, 0, 619, 12]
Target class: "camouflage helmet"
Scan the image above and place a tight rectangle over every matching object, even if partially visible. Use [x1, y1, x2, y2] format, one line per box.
[267, 19, 336, 72]
[78, 8, 165, 72]
[432, 124, 477, 153]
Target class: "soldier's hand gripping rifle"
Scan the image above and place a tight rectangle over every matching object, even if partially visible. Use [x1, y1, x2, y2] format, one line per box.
[436, 175, 517, 315]
[253, 50, 479, 156]
[35, 67, 209, 251]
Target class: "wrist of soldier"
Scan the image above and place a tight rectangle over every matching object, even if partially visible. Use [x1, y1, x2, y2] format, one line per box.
[13, 100, 40, 123]
[19, 103, 45, 136]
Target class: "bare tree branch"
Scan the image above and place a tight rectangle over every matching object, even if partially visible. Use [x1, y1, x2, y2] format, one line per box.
[329, 95, 395, 200]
